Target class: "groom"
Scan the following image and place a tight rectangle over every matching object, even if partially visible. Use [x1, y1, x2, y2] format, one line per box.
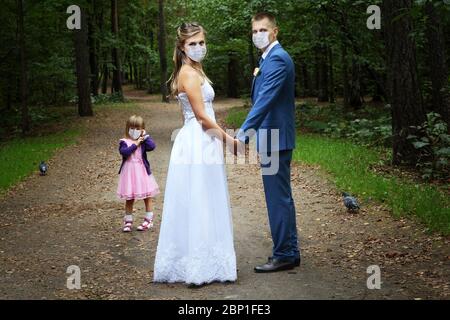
[235, 12, 300, 273]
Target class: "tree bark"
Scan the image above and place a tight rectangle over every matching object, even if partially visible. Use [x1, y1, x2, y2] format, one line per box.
[349, 57, 362, 109]
[134, 63, 139, 89]
[158, 0, 169, 102]
[227, 52, 239, 98]
[341, 43, 350, 109]
[317, 44, 329, 102]
[424, 0, 449, 128]
[88, 0, 99, 96]
[328, 47, 335, 103]
[74, 6, 93, 117]
[111, 0, 122, 95]
[300, 60, 309, 97]
[383, 0, 427, 165]
[101, 63, 108, 94]
[128, 64, 133, 84]
[248, 34, 256, 88]
[17, 0, 29, 133]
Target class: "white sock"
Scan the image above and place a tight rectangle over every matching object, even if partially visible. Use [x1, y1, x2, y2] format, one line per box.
[124, 214, 133, 222]
[145, 212, 154, 220]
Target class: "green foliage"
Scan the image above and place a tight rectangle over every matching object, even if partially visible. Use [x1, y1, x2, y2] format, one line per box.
[296, 102, 393, 147]
[0, 105, 78, 140]
[92, 92, 125, 104]
[294, 134, 450, 235]
[407, 112, 450, 180]
[225, 106, 251, 128]
[225, 106, 450, 235]
[0, 128, 81, 194]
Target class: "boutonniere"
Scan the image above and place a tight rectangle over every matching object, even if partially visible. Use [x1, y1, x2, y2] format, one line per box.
[253, 67, 261, 77]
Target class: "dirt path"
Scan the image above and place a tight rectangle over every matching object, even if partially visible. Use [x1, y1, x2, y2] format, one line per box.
[0, 89, 448, 300]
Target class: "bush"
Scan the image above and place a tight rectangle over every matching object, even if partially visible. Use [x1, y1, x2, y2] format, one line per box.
[70, 92, 125, 105]
[407, 112, 450, 180]
[296, 102, 393, 147]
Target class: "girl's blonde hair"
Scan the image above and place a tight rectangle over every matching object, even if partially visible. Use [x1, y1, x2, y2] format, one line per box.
[125, 115, 145, 139]
[168, 22, 212, 96]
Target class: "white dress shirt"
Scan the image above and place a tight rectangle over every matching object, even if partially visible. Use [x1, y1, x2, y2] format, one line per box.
[262, 40, 280, 60]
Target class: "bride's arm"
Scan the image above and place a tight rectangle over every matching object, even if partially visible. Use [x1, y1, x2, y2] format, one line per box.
[180, 69, 234, 146]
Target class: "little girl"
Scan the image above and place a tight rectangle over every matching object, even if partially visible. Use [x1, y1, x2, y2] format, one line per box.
[117, 115, 160, 232]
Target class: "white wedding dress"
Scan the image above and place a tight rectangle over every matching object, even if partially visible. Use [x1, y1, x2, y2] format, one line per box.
[153, 80, 237, 285]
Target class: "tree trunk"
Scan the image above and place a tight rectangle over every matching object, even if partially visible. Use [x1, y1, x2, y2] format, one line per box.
[425, 0, 449, 128]
[383, 0, 427, 165]
[349, 57, 363, 108]
[157, 0, 169, 102]
[313, 52, 319, 95]
[248, 35, 256, 88]
[88, 1, 99, 96]
[372, 80, 384, 102]
[341, 43, 350, 109]
[101, 63, 108, 94]
[317, 44, 329, 102]
[146, 60, 152, 94]
[17, 0, 29, 133]
[328, 47, 335, 103]
[128, 64, 133, 84]
[111, 0, 122, 95]
[300, 60, 309, 97]
[227, 52, 239, 98]
[134, 63, 139, 89]
[74, 6, 93, 117]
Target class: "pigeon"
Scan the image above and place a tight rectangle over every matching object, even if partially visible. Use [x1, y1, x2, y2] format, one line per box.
[39, 161, 48, 176]
[342, 192, 360, 212]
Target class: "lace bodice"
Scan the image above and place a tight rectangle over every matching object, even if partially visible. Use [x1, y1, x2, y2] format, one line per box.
[177, 81, 216, 123]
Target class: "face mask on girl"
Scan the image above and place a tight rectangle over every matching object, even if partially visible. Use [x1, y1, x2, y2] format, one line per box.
[185, 44, 207, 63]
[128, 128, 142, 140]
[252, 31, 270, 49]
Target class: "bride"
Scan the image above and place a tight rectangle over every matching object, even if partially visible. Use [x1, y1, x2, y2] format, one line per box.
[153, 22, 238, 286]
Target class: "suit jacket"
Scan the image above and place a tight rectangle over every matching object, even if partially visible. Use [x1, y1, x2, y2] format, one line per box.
[118, 136, 156, 175]
[237, 43, 296, 153]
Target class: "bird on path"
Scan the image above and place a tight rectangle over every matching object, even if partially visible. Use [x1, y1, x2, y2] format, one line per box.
[342, 192, 360, 213]
[39, 161, 48, 176]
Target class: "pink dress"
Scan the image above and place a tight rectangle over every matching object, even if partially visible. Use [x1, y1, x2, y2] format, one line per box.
[117, 138, 160, 200]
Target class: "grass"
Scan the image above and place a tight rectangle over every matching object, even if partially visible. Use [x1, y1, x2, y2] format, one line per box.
[0, 128, 82, 194]
[0, 100, 137, 195]
[294, 135, 450, 235]
[226, 106, 450, 235]
[225, 106, 251, 129]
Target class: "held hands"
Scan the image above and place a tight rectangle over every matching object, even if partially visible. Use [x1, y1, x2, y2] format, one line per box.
[227, 137, 245, 156]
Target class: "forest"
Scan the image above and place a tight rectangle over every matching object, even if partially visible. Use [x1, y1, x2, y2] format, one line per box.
[0, 0, 449, 300]
[1, 0, 449, 176]
[0, 1, 449, 215]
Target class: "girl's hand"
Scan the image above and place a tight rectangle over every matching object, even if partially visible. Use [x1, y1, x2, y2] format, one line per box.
[136, 136, 145, 146]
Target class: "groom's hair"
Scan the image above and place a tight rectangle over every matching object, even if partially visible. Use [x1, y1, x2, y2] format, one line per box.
[252, 12, 277, 28]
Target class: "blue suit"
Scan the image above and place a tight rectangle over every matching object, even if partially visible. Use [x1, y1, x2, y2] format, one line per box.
[237, 43, 300, 262]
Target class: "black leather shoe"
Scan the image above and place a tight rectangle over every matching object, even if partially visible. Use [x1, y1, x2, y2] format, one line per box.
[268, 256, 301, 267]
[255, 258, 296, 273]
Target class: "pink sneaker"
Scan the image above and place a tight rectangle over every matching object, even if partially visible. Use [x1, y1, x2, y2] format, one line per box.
[122, 220, 133, 232]
[137, 218, 153, 231]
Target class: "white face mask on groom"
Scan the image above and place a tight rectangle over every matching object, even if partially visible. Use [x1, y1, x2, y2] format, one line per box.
[252, 31, 270, 50]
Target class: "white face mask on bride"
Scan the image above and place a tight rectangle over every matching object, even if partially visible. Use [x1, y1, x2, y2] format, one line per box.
[185, 44, 207, 63]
